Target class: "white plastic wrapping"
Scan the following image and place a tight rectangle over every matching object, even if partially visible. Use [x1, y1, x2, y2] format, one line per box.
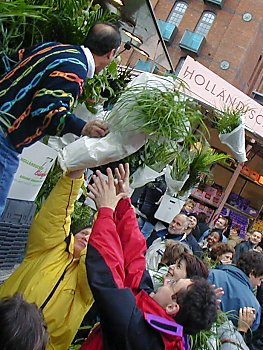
[164, 165, 189, 196]
[219, 123, 247, 163]
[48, 103, 105, 151]
[58, 131, 146, 171]
[130, 165, 164, 189]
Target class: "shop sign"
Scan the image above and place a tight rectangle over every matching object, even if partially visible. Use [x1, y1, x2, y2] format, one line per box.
[7, 141, 57, 201]
[178, 56, 263, 137]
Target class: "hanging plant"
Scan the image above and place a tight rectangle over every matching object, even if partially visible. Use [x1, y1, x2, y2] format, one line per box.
[212, 107, 243, 134]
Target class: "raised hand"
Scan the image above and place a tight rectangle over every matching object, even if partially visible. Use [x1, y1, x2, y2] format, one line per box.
[114, 163, 130, 197]
[237, 307, 256, 333]
[87, 168, 125, 210]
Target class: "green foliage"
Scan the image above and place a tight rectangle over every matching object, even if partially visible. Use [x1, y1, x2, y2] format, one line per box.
[179, 144, 231, 195]
[143, 139, 176, 173]
[71, 201, 95, 234]
[79, 60, 119, 113]
[0, 0, 119, 56]
[170, 149, 192, 181]
[212, 108, 243, 134]
[190, 311, 228, 350]
[106, 83, 205, 142]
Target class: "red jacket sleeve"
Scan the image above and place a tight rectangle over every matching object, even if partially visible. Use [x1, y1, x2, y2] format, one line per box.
[88, 207, 125, 288]
[114, 198, 147, 291]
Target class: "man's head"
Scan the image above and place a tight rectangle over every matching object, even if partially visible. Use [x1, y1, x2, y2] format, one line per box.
[187, 213, 198, 230]
[151, 277, 217, 334]
[214, 216, 228, 231]
[237, 251, 263, 288]
[168, 214, 189, 236]
[0, 294, 48, 350]
[249, 230, 262, 246]
[83, 22, 121, 73]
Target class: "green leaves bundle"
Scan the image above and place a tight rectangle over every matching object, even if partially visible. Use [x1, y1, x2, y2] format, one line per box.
[105, 84, 203, 141]
[179, 145, 230, 194]
[213, 108, 243, 134]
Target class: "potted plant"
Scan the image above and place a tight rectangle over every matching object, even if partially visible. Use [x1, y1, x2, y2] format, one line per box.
[212, 107, 247, 163]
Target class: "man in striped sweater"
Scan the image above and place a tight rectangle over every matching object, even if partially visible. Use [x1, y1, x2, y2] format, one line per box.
[0, 22, 121, 216]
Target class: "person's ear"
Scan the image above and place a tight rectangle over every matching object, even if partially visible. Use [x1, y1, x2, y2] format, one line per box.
[106, 48, 116, 60]
[165, 302, 179, 316]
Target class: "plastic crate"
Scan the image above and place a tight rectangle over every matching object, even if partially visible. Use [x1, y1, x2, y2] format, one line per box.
[0, 199, 36, 269]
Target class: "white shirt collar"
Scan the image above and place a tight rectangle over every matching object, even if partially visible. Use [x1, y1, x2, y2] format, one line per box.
[81, 46, 95, 78]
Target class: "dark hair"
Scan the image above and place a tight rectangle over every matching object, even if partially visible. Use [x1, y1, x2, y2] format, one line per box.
[197, 212, 208, 223]
[237, 251, 263, 277]
[0, 294, 48, 350]
[209, 243, 235, 261]
[180, 253, 209, 279]
[174, 277, 217, 334]
[209, 229, 223, 242]
[222, 216, 232, 238]
[160, 240, 192, 266]
[83, 22, 121, 56]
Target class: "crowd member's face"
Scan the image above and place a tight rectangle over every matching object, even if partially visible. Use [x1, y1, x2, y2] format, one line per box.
[151, 278, 192, 308]
[249, 231, 262, 246]
[207, 231, 221, 246]
[73, 228, 91, 258]
[219, 252, 233, 265]
[168, 215, 188, 235]
[184, 203, 194, 213]
[166, 259, 188, 282]
[230, 228, 239, 236]
[249, 274, 263, 288]
[215, 217, 227, 230]
[188, 216, 197, 229]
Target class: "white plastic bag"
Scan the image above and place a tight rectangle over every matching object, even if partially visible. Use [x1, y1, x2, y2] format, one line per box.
[219, 124, 247, 163]
[154, 194, 185, 223]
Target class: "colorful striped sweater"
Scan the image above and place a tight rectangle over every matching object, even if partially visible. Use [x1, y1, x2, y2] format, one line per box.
[0, 42, 89, 153]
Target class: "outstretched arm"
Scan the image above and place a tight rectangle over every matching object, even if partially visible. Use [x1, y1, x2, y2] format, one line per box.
[26, 169, 84, 255]
[114, 164, 148, 291]
[85, 168, 160, 349]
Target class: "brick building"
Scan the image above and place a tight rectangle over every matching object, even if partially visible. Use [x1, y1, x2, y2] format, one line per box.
[151, 0, 263, 97]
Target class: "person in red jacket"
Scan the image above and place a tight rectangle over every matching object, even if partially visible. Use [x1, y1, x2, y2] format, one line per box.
[81, 164, 218, 350]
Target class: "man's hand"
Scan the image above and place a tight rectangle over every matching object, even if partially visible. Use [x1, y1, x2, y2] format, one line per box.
[81, 120, 109, 138]
[114, 163, 130, 197]
[87, 168, 125, 210]
[237, 307, 256, 333]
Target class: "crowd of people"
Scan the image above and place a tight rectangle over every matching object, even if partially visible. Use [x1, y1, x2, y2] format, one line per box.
[0, 20, 263, 350]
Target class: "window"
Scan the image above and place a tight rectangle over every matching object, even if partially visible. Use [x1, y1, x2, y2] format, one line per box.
[195, 11, 216, 37]
[167, 1, 188, 27]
